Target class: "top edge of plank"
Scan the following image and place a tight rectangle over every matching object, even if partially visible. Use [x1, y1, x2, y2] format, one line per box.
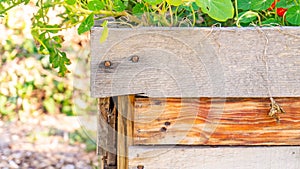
[91, 26, 300, 31]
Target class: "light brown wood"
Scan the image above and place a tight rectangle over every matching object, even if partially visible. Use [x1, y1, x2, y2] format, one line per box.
[134, 97, 300, 145]
[91, 27, 300, 98]
[97, 98, 109, 156]
[117, 95, 135, 169]
[128, 146, 300, 169]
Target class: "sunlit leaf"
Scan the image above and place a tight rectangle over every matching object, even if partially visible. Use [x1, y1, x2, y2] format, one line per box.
[250, 0, 273, 10]
[133, 3, 146, 16]
[237, 0, 252, 10]
[286, 6, 300, 25]
[166, 0, 183, 6]
[113, 0, 126, 12]
[195, 0, 234, 21]
[87, 0, 105, 11]
[144, 0, 163, 5]
[65, 0, 76, 5]
[78, 13, 94, 35]
[100, 20, 109, 43]
[276, 0, 294, 8]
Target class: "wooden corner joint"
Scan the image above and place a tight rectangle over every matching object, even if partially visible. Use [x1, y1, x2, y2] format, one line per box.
[269, 97, 286, 123]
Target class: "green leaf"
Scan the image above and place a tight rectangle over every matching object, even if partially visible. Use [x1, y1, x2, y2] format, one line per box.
[237, 0, 252, 10]
[238, 11, 257, 23]
[166, 0, 183, 6]
[52, 51, 71, 76]
[43, 98, 57, 114]
[133, 3, 146, 16]
[195, 0, 234, 22]
[276, 0, 294, 8]
[24, 0, 30, 4]
[144, 0, 163, 5]
[65, 0, 76, 5]
[78, 13, 94, 35]
[250, 0, 273, 10]
[100, 20, 109, 43]
[286, 6, 300, 25]
[261, 18, 280, 26]
[113, 0, 126, 12]
[87, 0, 105, 11]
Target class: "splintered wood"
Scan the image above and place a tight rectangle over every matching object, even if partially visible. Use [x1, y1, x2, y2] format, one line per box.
[134, 97, 300, 145]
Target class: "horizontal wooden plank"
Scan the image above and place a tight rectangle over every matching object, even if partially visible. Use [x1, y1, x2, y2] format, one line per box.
[128, 146, 300, 169]
[91, 27, 300, 97]
[134, 97, 300, 145]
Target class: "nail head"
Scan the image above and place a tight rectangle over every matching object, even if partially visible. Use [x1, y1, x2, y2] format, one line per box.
[104, 61, 111, 67]
[131, 55, 139, 63]
[137, 165, 144, 169]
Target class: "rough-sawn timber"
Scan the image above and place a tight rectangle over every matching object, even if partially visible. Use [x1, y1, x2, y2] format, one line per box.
[91, 27, 300, 98]
[134, 97, 300, 145]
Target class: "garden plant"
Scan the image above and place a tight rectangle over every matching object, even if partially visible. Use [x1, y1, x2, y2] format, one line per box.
[1, 0, 300, 76]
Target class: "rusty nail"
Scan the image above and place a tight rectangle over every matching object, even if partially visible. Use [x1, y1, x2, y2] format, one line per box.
[131, 55, 139, 63]
[104, 61, 111, 67]
[164, 121, 171, 126]
[160, 127, 167, 132]
[137, 165, 144, 169]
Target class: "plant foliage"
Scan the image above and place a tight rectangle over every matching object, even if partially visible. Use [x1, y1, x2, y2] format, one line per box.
[1, 0, 300, 75]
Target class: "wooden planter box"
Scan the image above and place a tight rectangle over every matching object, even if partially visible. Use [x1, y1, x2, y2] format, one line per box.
[91, 27, 300, 169]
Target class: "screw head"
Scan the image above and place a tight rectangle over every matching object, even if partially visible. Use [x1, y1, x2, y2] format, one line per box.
[131, 55, 139, 63]
[137, 165, 144, 169]
[104, 61, 111, 67]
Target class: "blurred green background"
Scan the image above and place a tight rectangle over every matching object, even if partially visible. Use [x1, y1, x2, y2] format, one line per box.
[0, 2, 99, 163]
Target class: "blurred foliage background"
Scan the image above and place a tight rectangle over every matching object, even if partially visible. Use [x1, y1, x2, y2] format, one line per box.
[0, 2, 99, 156]
[0, 3, 96, 122]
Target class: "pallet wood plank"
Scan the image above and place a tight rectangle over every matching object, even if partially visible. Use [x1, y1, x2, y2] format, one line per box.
[134, 97, 300, 145]
[128, 146, 300, 169]
[117, 95, 135, 169]
[91, 27, 300, 98]
[107, 97, 117, 166]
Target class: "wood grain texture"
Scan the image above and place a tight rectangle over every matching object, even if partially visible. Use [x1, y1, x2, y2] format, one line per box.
[128, 146, 300, 169]
[97, 98, 109, 156]
[134, 97, 300, 145]
[117, 95, 135, 169]
[91, 27, 300, 98]
[107, 97, 117, 166]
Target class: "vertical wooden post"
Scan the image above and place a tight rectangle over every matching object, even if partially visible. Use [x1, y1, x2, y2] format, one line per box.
[98, 97, 117, 169]
[97, 98, 109, 168]
[107, 97, 117, 167]
[117, 95, 135, 169]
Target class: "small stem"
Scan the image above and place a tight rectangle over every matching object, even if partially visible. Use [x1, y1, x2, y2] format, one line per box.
[190, 5, 196, 26]
[275, 0, 278, 20]
[236, 11, 261, 27]
[234, 0, 239, 21]
[168, 4, 174, 26]
[0, 1, 22, 14]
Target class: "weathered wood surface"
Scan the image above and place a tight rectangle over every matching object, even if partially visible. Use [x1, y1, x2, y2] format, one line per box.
[117, 95, 135, 169]
[134, 97, 300, 145]
[91, 27, 300, 98]
[97, 98, 117, 168]
[97, 98, 109, 156]
[128, 146, 300, 169]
